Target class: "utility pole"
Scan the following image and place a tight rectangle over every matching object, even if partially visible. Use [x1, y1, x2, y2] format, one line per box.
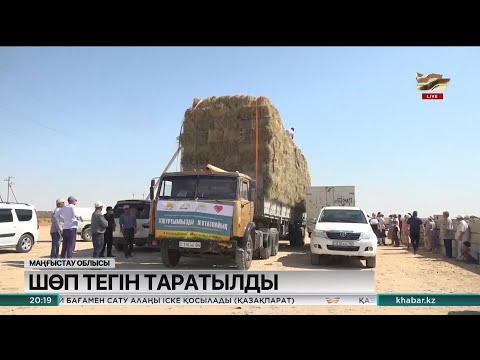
[142, 192, 145, 199]
[4, 176, 17, 202]
[132, 193, 135, 199]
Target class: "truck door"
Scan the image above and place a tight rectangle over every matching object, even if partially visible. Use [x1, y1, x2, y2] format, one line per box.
[239, 180, 252, 230]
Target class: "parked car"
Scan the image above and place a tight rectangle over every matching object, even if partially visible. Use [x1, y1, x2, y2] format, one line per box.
[310, 206, 377, 268]
[0, 202, 39, 253]
[112, 199, 150, 251]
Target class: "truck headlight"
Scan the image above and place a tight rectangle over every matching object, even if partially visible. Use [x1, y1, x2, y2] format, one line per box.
[360, 233, 375, 240]
[312, 230, 326, 238]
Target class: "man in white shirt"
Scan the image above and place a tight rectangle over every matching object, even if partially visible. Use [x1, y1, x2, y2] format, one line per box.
[55, 195, 82, 258]
[456, 216, 470, 261]
[285, 127, 294, 140]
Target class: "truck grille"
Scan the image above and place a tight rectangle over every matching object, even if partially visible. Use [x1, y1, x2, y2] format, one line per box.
[327, 245, 360, 252]
[326, 232, 361, 240]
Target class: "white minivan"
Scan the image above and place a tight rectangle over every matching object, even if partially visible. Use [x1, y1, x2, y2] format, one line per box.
[310, 206, 377, 268]
[0, 203, 39, 253]
[112, 199, 151, 251]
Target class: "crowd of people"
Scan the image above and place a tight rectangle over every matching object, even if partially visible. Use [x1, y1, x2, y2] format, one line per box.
[49, 197, 138, 259]
[368, 210, 477, 263]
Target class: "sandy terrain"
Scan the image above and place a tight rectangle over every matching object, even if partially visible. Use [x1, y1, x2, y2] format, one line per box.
[1, 225, 479, 315]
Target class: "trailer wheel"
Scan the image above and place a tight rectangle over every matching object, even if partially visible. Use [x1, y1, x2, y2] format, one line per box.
[161, 241, 181, 268]
[259, 230, 272, 259]
[270, 228, 280, 256]
[236, 234, 253, 270]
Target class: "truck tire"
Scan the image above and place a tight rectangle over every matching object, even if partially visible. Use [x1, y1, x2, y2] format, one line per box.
[311, 252, 320, 265]
[114, 244, 124, 251]
[259, 230, 272, 259]
[161, 241, 181, 268]
[235, 234, 253, 270]
[366, 256, 376, 268]
[270, 228, 280, 256]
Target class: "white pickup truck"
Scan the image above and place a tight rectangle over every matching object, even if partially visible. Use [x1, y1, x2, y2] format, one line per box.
[310, 206, 377, 268]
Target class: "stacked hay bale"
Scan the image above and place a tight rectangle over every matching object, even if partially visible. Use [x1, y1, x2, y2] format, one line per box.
[180, 95, 311, 211]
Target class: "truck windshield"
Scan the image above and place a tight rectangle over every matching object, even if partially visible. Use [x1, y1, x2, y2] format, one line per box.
[318, 209, 367, 224]
[159, 175, 237, 200]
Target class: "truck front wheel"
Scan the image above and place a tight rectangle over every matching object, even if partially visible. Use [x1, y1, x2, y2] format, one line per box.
[236, 234, 253, 270]
[161, 241, 181, 268]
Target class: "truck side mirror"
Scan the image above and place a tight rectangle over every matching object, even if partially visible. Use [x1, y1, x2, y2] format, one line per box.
[150, 179, 155, 200]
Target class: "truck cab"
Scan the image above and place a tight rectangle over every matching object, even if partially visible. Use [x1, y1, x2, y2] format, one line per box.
[148, 167, 278, 270]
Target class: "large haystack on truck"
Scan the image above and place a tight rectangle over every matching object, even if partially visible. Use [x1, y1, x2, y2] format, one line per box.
[147, 96, 311, 269]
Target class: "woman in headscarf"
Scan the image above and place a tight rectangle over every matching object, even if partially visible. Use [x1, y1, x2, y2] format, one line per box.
[401, 214, 411, 249]
[425, 216, 436, 252]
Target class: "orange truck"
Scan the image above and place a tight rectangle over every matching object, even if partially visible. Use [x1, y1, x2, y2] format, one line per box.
[147, 164, 305, 270]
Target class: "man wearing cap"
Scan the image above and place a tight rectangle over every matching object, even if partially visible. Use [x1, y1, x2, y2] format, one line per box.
[50, 198, 65, 258]
[55, 196, 82, 258]
[440, 211, 455, 259]
[455, 216, 470, 261]
[91, 202, 108, 258]
[119, 205, 137, 258]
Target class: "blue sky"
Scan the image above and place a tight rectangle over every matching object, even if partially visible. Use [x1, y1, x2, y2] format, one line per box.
[0, 47, 478, 217]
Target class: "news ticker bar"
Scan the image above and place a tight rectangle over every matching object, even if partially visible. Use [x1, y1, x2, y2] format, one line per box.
[2, 294, 375, 306]
[4, 294, 480, 306]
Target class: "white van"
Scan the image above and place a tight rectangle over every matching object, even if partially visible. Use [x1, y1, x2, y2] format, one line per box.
[112, 199, 150, 251]
[0, 203, 39, 253]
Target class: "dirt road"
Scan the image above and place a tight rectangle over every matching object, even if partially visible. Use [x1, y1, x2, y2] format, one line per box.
[1, 225, 480, 314]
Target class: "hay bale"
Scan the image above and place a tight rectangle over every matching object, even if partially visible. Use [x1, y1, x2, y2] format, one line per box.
[179, 95, 311, 210]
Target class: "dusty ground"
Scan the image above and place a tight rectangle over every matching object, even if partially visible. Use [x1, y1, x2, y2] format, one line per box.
[1, 225, 480, 315]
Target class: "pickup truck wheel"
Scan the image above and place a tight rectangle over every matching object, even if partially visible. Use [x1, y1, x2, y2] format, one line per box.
[270, 229, 279, 256]
[114, 244, 124, 251]
[236, 234, 253, 270]
[81, 226, 92, 242]
[366, 256, 376, 268]
[161, 241, 180, 268]
[311, 252, 320, 265]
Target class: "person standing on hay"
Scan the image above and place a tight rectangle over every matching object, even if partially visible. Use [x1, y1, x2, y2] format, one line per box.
[286, 127, 294, 140]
